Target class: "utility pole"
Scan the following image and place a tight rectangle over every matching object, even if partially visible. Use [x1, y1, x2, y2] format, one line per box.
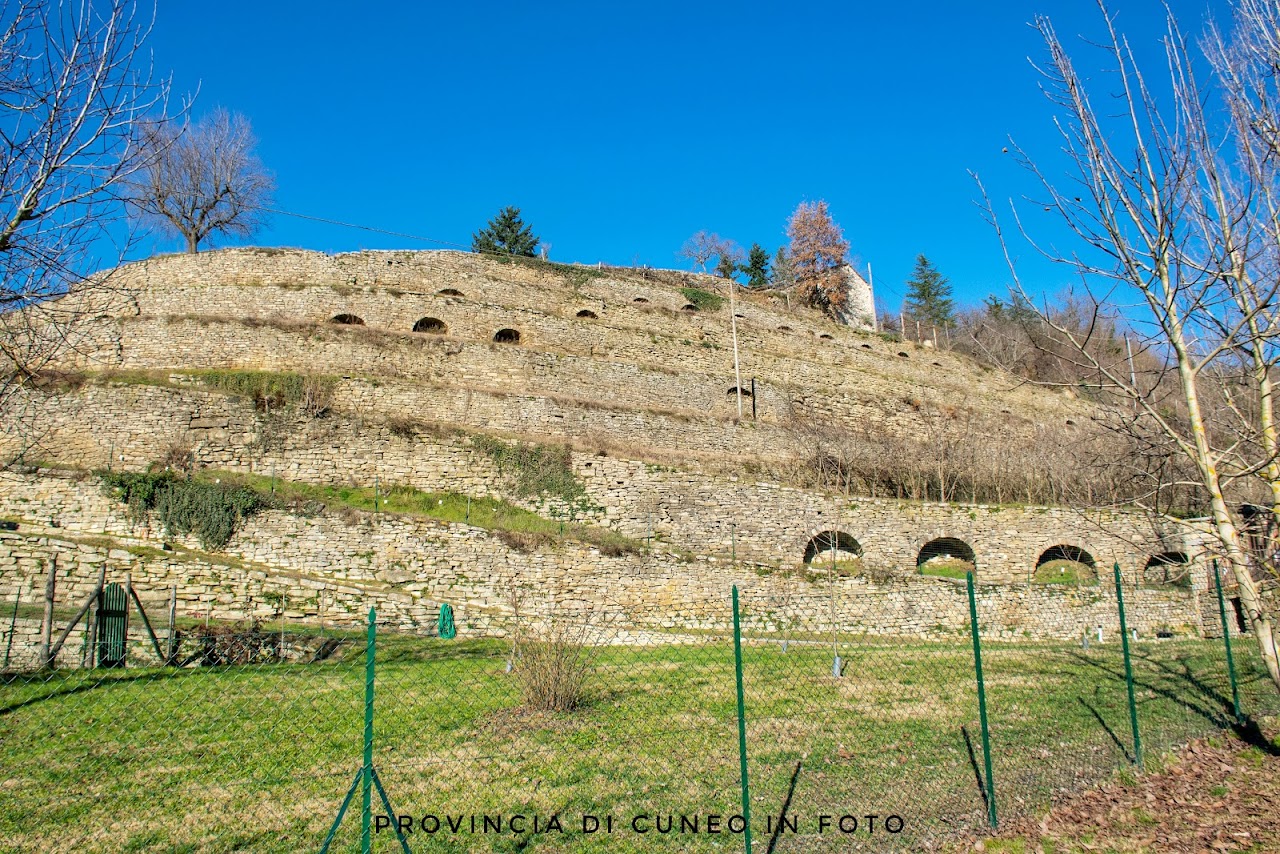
[868, 262, 878, 332]
[729, 277, 743, 420]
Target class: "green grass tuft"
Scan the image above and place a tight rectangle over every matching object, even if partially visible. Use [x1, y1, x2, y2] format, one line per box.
[679, 287, 725, 312]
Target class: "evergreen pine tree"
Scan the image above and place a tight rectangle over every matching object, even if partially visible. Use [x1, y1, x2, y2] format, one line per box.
[715, 252, 740, 281]
[904, 254, 955, 327]
[472, 206, 540, 257]
[772, 246, 795, 289]
[743, 243, 770, 288]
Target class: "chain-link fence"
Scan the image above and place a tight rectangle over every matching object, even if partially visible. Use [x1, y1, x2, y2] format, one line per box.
[1, 568, 1276, 853]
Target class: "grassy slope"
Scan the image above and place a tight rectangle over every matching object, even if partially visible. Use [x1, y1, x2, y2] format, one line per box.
[1, 634, 1274, 853]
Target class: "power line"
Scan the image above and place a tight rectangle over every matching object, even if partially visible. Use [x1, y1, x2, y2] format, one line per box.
[255, 206, 473, 251]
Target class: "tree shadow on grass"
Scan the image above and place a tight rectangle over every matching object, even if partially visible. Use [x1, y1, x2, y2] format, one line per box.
[765, 760, 803, 854]
[961, 725, 992, 819]
[1067, 649, 1280, 756]
[1, 666, 252, 717]
[1076, 696, 1134, 764]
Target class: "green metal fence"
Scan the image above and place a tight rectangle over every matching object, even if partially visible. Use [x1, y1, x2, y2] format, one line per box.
[1, 577, 1276, 852]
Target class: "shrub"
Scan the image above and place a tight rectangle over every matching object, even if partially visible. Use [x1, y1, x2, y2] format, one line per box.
[98, 470, 267, 550]
[193, 370, 335, 416]
[471, 435, 597, 516]
[182, 620, 280, 666]
[500, 575, 613, 713]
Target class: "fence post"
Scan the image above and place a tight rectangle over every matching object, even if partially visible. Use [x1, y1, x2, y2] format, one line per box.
[1214, 561, 1244, 725]
[39, 555, 56, 668]
[966, 571, 997, 829]
[1113, 563, 1143, 767]
[361, 607, 376, 853]
[3, 582, 21, 670]
[732, 585, 754, 854]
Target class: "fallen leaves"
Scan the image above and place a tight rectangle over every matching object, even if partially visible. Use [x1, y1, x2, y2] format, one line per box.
[966, 717, 1280, 853]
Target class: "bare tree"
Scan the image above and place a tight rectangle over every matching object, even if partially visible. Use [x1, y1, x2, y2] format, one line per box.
[0, 0, 170, 461]
[131, 107, 274, 253]
[979, 0, 1280, 690]
[678, 230, 733, 273]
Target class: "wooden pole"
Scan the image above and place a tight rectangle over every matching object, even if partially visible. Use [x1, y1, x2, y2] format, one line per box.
[167, 585, 177, 664]
[123, 573, 133, 667]
[3, 580, 22, 670]
[128, 583, 165, 663]
[87, 590, 99, 668]
[80, 591, 95, 668]
[47, 564, 104, 666]
[39, 555, 56, 668]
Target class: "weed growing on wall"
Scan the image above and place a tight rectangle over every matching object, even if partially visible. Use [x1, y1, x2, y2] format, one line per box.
[97, 470, 266, 550]
[470, 435, 599, 518]
[500, 255, 606, 291]
[679, 286, 725, 312]
[192, 370, 335, 416]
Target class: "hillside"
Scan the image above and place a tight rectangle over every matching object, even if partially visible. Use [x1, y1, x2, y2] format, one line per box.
[0, 248, 1210, 643]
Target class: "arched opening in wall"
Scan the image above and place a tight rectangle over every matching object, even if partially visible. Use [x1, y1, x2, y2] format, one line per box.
[681, 304, 698, 312]
[819, 333, 834, 340]
[1033, 544, 1098, 584]
[576, 309, 598, 319]
[329, 314, 365, 326]
[803, 531, 864, 575]
[633, 296, 649, 303]
[412, 317, 447, 334]
[727, 386, 753, 398]
[860, 344, 872, 350]
[778, 325, 792, 332]
[1230, 597, 1249, 632]
[438, 288, 464, 297]
[917, 537, 976, 579]
[897, 351, 910, 358]
[493, 328, 521, 344]
[1143, 552, 1192, 588]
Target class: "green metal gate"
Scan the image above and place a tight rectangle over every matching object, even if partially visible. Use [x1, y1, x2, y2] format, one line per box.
[96, 582, 128, 668]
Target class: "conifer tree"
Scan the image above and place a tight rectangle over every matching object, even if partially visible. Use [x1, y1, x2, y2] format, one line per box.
[904, 254, 955, 327]
[472, 206, 540, 257]
[786, 200, 850, 318]
[743, 243, 770, 288]
[772, 246, 795, 290]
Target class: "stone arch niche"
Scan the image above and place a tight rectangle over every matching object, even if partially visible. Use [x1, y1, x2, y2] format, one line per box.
[1034, 544, 1098, 583]
[438, 288, 464, 297]
[917, 537, 976, 576]
[576, 309, 598, 319]
[493, 328, 521, 344]
[803, 530, 863, 564]
[412, 317, 447, 334]
[329, 313, 365, 325]
[727, 386, 753, 398]
[1143, 552, 1192, 587]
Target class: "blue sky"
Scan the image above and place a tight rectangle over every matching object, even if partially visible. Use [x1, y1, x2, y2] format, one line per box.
[140, 0, 1230, 313]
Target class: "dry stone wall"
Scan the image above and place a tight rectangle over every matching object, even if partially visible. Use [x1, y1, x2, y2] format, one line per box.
[55, 248, 1087, 452]
[0, 473, 1206, 651]
[5, 383, 1202, 583]
[0, 247, 1211, 652]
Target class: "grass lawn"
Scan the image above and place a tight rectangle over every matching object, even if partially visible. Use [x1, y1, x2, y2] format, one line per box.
[917, 558, 975, 580]
[0, 630, 1274, 852]
[1031, 559, 1099, 585]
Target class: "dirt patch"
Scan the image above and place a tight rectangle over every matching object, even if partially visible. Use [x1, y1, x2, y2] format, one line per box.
[968, 716, 1280, 853]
